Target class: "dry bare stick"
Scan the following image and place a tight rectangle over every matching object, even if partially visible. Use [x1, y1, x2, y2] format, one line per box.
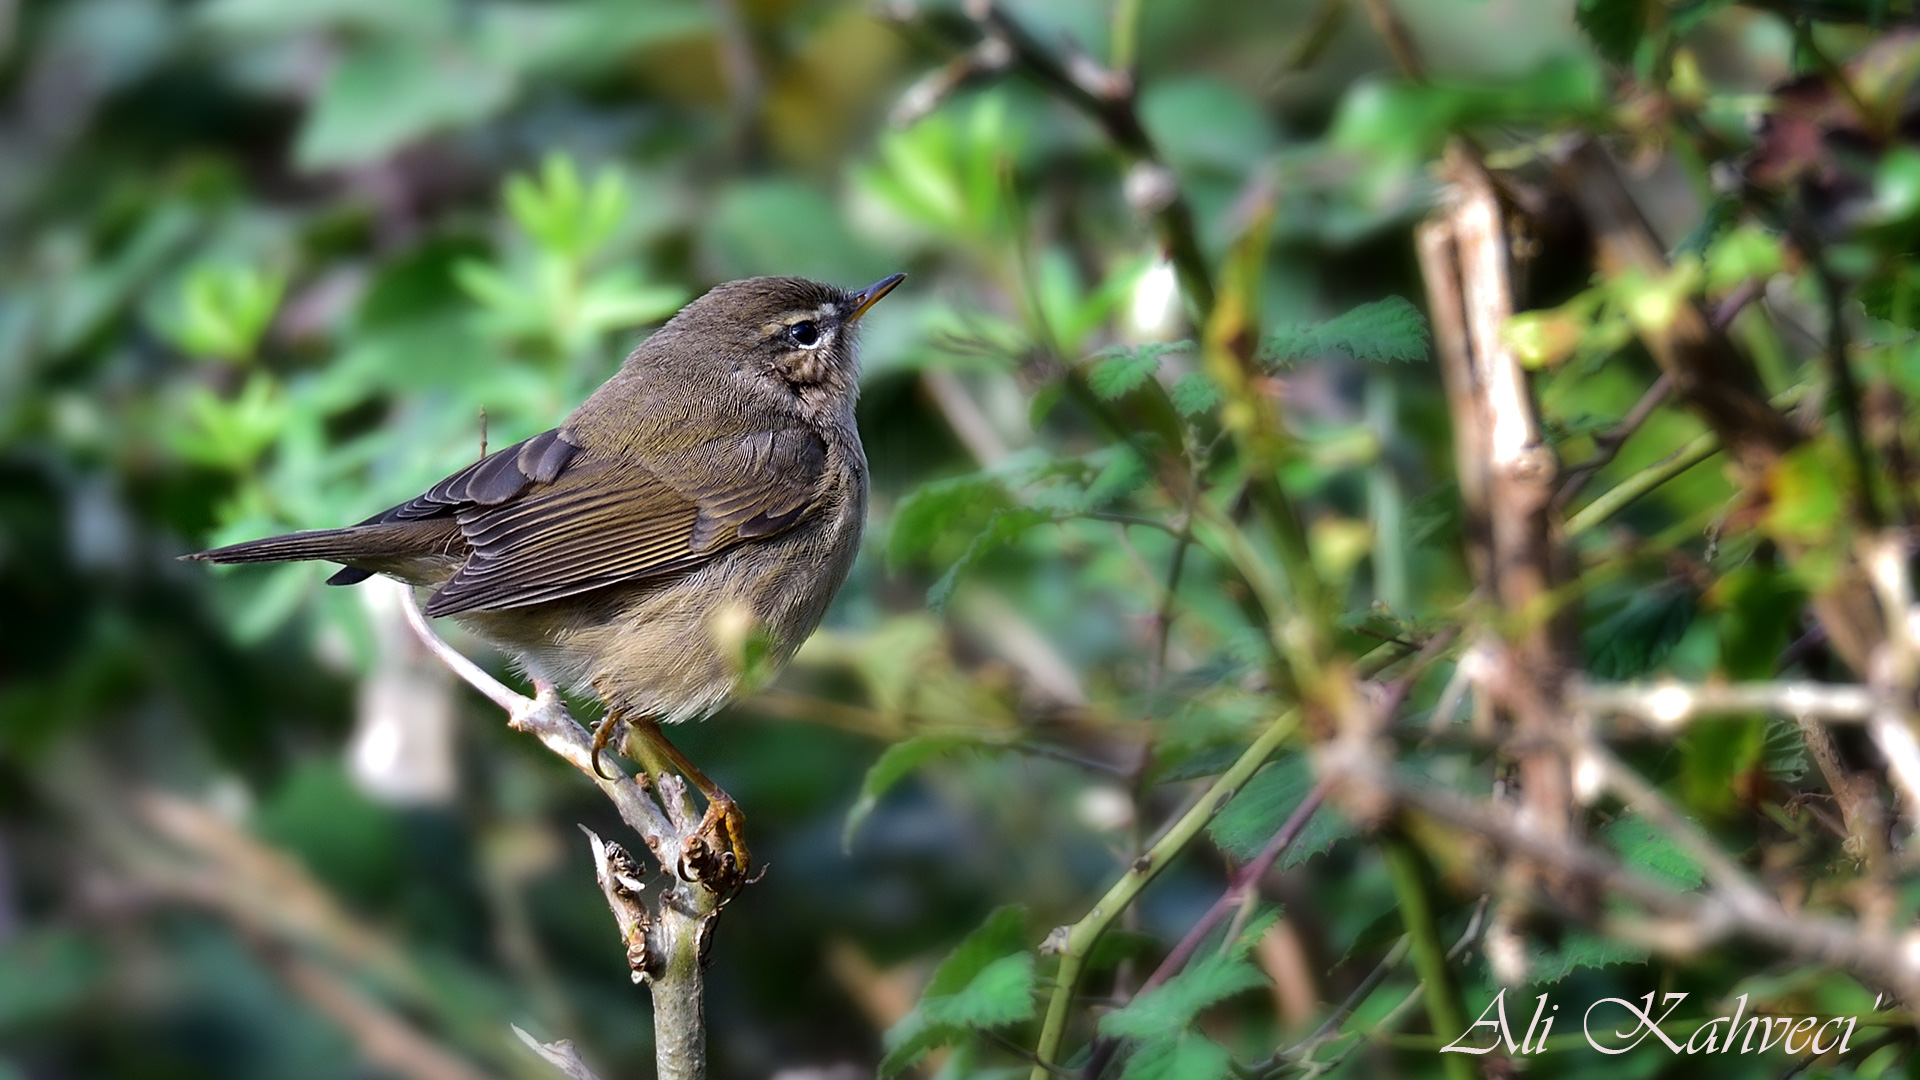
[1418, 148, 1574, 986]
[1866, 532, 1920, 834]
[1571, 679, 1879, 725]
[1333, 759, 1920, 1004]
[395, 586, 724, 1080]
[511, 1027, 604, 1080]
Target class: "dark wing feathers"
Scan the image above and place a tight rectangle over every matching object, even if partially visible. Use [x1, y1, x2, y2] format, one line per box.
[409, 425, 828, 618]
[375, 428, 583, 524]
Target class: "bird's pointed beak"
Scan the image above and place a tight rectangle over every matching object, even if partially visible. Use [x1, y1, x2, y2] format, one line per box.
[846, 273, 907, 322]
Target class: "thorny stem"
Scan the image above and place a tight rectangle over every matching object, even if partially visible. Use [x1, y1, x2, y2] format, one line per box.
[1564, 427, 1722, 536]
[1380, 837, 1474, 1080]
[1081, 778, 1332, 1079]
[1027, 709, 1301, 1080]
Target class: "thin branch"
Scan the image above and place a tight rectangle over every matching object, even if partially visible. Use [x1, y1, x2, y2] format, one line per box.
[511, 1026, 606, 1080]
[1571, 677, 1879, 726]
[1380, 836, 1473, 1080]
[1147, 779, 1330, 996]
[1335, 758, 1920, 1002]
[952, 1, 1215, 318]
[1028, 710, 1301, 1080]
[1555, 373, 1673, 510]
[1564, 427, 1722, 536]
[396, 584, 724, 1080]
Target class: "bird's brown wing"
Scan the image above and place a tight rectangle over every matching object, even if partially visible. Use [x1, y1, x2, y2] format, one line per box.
[413, 426, 827, 617]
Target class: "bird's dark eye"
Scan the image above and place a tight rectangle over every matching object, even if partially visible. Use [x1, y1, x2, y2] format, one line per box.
[787, 320, 821, 348]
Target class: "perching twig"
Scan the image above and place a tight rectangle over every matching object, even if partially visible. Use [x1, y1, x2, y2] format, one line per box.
[395, 583, 724, 1080]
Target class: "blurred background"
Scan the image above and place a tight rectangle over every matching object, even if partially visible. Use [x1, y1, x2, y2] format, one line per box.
[1, 0, 1901, 1078]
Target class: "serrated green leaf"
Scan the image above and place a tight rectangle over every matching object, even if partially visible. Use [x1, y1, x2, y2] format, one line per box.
[1583, 584, 1696, 680]
[881, 908, 1031, 1076]
[1260, 297, 1429, 368]
[1170, 372, 1221, 417]
[1098, 951, 1269, 1041]
[919, 952, 1035, 1029]
[1761, 716, 1809, 783]
[1529, 813, 1707, 981]
[1529, 928, 1648, 984]
[1088, 347, 1163, 400]
[843, 733, 1002, 849]
[1207, 755, 1355, 868]
[1118, 1033, 1233, 1080]
[1604, 814, 1706, 891]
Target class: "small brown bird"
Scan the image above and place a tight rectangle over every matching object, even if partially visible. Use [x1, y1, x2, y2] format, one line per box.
[188, 273, 903, 874]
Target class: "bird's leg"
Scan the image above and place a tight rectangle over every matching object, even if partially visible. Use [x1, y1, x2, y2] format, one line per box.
[588, 710, 626, 781]
[621, 717, 751, 880]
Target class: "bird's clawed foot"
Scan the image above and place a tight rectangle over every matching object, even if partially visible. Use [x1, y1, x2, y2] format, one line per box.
[682, 791, 760, 895]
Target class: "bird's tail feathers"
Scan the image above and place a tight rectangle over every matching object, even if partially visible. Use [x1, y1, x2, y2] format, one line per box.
[185, 527, 382, 567]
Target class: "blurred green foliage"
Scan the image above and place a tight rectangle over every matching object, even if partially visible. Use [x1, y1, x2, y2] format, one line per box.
[7, 1, 1920, 1079]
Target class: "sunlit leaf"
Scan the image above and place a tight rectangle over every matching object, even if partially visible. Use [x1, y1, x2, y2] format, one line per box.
[1208, 755, 1356, 868]
[1098, 951, 1268, 1040]
[1261, 297, 1429, 367]
[1117, 1033, 1233, 1080]
[881, 907, 1031, 1076]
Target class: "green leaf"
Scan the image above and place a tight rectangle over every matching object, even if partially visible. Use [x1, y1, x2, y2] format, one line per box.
[504, 155, 629, 258]
[1088, 341, 1194, 402]
[1761, 716, 1809, 783]
[1528, 816, 1706, 981]
[1118, 1033, 1233, 1080]
[1260, 297, 1429, 368]
[1529, 928, 1649, 983]
[155, 262, 286, 362]
[889, 473, 1013, 567]
[919, 952, 1035, 1029]
[1140, 78, 1274, 174]
[296, 37, 513, 169]
[1764, 444, 1844, 544]
[927, 507, 1057, 611]
[1207, 755, 1355, 868]
[1605, 814, 1706, 891]
[881, 907, 1032, 1076]
[1170, 372, 1222, 417]
[1081, 448, 1151, 509]
[1088, 346, 1163, 400]
[1575, 0, 1650, 64]
[1099, 951, 1268, 1041]
[1583, 584, 1697, 680]
[843, 733, 1003, 850]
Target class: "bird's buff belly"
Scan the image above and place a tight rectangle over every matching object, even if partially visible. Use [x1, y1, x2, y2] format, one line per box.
[448, 533, 850, 724]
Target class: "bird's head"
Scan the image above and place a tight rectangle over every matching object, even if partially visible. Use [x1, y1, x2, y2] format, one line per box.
[661, 273, 906, 412]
